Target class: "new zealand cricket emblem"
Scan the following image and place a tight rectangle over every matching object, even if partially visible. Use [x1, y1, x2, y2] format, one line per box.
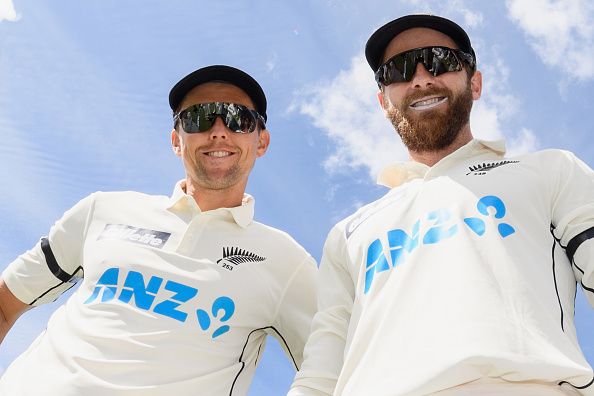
[217, 247, 266, 271]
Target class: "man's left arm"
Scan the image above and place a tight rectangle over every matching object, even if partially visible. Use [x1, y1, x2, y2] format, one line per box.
[570, 240, 594, 307]
[268, 254, 318, 370]
[552, 151, 594, 307]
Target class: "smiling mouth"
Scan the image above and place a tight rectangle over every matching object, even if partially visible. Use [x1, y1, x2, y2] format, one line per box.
[206, 151, 233, 157]
[410, 96, 448, 110]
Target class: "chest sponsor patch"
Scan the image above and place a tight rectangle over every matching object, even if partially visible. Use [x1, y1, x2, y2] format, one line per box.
[98, 224, 171, 249]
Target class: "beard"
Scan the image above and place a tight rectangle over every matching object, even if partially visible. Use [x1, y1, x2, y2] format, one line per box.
[385, 82, 474, 153]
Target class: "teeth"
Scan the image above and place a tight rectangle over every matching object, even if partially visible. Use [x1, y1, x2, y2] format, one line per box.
[208, 151, 231, 157]
[414, 98, 441, 107]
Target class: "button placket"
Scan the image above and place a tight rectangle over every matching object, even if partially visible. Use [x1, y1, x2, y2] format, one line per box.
[176, 215, 208, 255]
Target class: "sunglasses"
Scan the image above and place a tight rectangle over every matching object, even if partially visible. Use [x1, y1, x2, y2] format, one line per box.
[173, 102, 266, 134]
[375, 46, 475, 86]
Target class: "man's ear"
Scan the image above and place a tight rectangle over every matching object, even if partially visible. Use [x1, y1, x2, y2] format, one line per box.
[471, 70, 482, 100]
[171, 129, 182, 157]
[377, 91, 390, 118]
[256, 129, 270, 158]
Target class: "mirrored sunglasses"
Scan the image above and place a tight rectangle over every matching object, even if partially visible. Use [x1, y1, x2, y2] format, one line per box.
[375, 46, 475, 86]
[173, 102, 265, 134]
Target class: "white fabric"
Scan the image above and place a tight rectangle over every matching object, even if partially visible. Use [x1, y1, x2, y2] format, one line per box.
[430, 378, 582, 395]
[1, 181, 317, 396]
[290, 139, 594, 396]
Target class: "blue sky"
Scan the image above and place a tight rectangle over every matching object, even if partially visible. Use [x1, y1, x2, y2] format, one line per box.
[1, 0, 593, 394]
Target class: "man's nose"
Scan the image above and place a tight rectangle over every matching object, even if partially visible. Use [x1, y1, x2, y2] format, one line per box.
[208, 116, 230, 139]
[410, 62, 436, 89]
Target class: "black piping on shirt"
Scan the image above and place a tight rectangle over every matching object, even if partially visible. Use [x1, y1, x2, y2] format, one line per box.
[551, 225, 594, 390]
[559, 376, 594, 391]
[566, 226, 594, 264]
[563, 226, 594, 299]
[29, 237, 83, 305]
[41, 237, 73, 283]
[228, 326, 297, 395]
[550, 233, 565, 332]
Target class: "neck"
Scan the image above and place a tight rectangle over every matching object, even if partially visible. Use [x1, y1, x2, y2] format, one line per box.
[408, 128, 474, 167]
[182, 179, 247, 212]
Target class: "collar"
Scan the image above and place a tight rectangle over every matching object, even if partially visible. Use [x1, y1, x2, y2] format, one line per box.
[377, 139, 506, 188]
[166, 180, 255, 228]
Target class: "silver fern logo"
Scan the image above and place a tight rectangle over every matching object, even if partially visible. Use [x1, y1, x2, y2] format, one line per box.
[216, 247, 266, 271]
[466, 160, 520, 176]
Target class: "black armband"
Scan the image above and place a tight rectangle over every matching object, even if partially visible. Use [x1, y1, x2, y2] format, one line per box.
[566, 227, 594, 263]
[40, 237, 76, 283]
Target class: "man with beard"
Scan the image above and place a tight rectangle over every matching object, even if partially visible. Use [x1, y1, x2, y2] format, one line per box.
[0, 65, 317, 396]
[289, 14, 594, 396]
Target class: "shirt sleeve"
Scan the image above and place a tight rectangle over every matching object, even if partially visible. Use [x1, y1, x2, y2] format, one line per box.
[551, 151, 594, 308]
[268, 252, 318, 370]
[2, 194, 95, 306]
[288, 225, 354, 396]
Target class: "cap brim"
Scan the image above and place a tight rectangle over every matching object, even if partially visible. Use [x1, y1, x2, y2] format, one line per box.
[169, 65, 267, 122]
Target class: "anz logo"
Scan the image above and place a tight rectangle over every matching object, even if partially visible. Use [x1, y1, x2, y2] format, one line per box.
[84, 268, 235, 338]
[364, 195, 515, 294]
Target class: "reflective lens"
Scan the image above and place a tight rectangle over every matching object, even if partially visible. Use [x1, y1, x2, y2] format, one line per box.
[375, 46, 475, 86]
[173, 102, 265, 134]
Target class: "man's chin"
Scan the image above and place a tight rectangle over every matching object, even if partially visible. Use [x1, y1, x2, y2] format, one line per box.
[405, 105, 447, 120]
[407, 119, 444, 135]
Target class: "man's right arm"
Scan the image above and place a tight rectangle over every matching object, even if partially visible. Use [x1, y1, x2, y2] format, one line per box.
[0, 194, 95, 346]
[0, 276, 31, 344]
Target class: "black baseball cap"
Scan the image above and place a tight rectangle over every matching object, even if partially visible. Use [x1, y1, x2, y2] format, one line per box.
[169, 65, 268, 122]
[365, 14, 476, 72]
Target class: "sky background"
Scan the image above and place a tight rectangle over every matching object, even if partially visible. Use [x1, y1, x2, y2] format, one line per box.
[0, 0, 593, 394]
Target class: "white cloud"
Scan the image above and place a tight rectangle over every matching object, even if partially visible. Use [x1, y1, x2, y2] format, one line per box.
[471, 52, 539, 155]
[266, 53, 277, 72]
[506, 0, 594, 81]
[506, 127, 538, 157]
[295, 54, 404, 180]
[0, 0, 20, 22]
[405, 0, 484, 29]
[471, 57, 515, 142]
[460, 8, 483, 29]
[295, 51, 538, 184]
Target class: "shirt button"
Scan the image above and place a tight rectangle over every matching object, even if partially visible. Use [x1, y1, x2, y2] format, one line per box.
[187, 235, 194, 240]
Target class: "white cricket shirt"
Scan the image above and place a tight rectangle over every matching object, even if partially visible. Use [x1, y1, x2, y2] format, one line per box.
[290, 139, 594, 396]
[1, 181, 317, 396]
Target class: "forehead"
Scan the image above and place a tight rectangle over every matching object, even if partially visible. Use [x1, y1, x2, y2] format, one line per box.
[179, 82, 255, 111]
[381, 27, 460, 64]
